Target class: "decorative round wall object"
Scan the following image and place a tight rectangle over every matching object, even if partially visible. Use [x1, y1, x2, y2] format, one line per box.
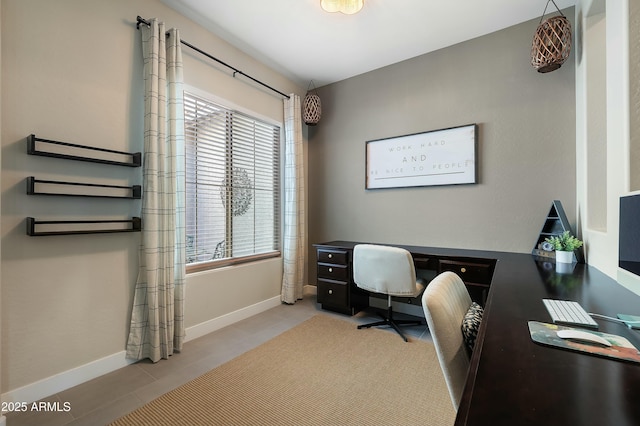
[531, 15, 572, 73]
[220, 167, 253, 217]
[303, 92, 322, 125]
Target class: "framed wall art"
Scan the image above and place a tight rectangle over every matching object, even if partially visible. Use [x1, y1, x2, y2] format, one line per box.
[365, 124, 477, 189]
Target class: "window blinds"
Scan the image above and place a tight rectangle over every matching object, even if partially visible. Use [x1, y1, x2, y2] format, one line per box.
[184, 92, 281, 267]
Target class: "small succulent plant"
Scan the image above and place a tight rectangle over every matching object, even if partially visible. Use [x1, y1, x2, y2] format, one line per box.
[545, 230, 583, 251]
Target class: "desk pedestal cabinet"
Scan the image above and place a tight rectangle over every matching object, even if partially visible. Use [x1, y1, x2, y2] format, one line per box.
[438, 258, 492, 306]
[315, 245, 368, 315]
[314, 241, 495, 315]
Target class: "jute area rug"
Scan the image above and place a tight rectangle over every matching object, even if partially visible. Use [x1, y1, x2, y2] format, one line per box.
[110, 314, 455, 425]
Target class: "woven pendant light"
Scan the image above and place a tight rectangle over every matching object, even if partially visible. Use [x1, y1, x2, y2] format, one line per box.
[303, 81, 322, 126]
[531, 0, 572, 73]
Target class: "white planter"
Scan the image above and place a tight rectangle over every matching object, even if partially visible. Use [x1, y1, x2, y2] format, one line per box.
[555, 250, 574, 263]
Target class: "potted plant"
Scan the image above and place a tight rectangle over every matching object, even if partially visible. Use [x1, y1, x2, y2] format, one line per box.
[545, 231, 583, 263]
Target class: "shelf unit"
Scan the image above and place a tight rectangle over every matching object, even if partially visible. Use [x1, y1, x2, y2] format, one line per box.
[27, 217, 142, 236]
[25, 134, 142, 236]
[27, 177, 141, 199]
[27, 134, 141, 167]
[532, 200, 584, 263]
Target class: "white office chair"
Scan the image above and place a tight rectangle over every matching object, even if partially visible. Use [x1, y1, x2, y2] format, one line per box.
[353, 244, 425, 342]
[421, 271, 473, 410]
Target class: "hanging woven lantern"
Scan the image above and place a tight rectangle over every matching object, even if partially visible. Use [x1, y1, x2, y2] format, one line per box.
[531, 0, 572, 73]
[303, 81, 322, 125]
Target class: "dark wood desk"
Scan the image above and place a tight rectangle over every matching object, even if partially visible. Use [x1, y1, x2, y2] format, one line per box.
[313, 241, 497, 314]
[457, 253, 640, 426]
[314, 241, 640, 425]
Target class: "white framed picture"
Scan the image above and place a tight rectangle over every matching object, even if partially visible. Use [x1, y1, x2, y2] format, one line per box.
[365, 124, 477, 189]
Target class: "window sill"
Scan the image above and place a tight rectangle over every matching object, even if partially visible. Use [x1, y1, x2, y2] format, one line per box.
[187, 251, 281, 274]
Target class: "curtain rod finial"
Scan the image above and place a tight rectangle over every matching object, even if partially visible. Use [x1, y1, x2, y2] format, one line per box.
[136, 16, 150, 30]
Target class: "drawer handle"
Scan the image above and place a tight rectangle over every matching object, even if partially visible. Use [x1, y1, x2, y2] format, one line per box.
[460, 267, 467, 273]
[328, 253, 333, 259]
[328, 289, 333, 295]
[328, 267, 333, 273]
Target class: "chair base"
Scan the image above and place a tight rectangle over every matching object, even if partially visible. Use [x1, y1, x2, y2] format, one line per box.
[357, 305, 424, 342]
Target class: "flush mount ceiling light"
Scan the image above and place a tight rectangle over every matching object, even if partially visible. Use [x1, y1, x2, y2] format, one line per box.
[321, 0, 364, 15]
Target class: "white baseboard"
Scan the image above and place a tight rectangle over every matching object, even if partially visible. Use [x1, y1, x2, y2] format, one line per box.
[184, 295, 282, 342]
[1, 351, 135, 408]
[1, 294, 284, 407]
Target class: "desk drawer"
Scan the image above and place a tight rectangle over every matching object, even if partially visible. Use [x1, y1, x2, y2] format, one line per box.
[439, 259, 493, 285]
[317, 249, 349, 265]
[317, 263, 349, 281]
[317, 279, 349, 307]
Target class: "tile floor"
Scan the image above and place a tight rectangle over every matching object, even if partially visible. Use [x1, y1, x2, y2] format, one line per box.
[5, 288, 430, 426]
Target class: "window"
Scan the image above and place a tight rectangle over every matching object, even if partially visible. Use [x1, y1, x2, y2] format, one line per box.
[184, 91, 281, 271]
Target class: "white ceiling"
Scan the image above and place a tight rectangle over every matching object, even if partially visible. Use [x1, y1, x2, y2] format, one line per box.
[162, 0, 576, 88]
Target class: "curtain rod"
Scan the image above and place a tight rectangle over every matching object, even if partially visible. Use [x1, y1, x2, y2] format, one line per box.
[136, 16, 290, 99]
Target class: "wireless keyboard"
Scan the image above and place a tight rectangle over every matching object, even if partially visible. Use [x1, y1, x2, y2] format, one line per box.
[543, 299, 599, 329]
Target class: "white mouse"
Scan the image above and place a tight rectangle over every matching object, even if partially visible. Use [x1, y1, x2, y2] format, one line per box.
[556, 329, 612, 347]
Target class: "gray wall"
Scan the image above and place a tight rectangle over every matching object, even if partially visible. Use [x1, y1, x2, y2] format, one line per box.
[308, 14, 576, 265]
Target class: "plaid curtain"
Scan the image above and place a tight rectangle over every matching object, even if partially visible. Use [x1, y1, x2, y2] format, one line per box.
[126, 19, 186, 362]
[281, 95, 306, 304]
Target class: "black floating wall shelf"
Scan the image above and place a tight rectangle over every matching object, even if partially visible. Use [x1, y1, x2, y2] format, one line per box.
[27, 217, 142, 236]
[27, 134, 141, 167]
[27, 177, 142, 199]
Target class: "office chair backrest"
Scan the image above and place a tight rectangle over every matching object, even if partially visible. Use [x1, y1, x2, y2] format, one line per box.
[422, 271, 473, 410]
[353, 244, 417, 296]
